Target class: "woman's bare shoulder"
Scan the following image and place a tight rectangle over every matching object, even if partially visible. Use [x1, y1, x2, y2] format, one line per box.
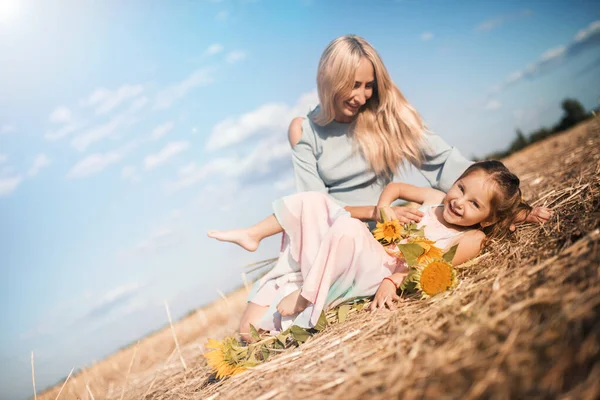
[288, 117, 304, 148]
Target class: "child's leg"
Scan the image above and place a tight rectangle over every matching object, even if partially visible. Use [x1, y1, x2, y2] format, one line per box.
[276, 289, 310, 316]
[207, 214, 282, 252]
[238, 302, 270, 342]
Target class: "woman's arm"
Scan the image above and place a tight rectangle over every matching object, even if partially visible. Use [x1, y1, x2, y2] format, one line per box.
[377, 182, 442, 207]
[290, 118, 329, 194]
[418, 133, 473, 192]
[344, 205, 378, 221]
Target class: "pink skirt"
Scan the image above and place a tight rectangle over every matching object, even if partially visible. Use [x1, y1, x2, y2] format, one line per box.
[248, 192, 407, 331]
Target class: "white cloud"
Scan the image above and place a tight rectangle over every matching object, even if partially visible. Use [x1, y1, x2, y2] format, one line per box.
[135, 227, 178, 252]
[0, 124, 15, 134]
[168, 158, 236, 192]
[28, 154, 51, 177]
[130, 96, 148, 112]
[121, 165, 139, 183]
[170, 137, 292, 191]
[495, 19, 600, 92]
[420, 32, 434, 41]
[226, 50, 246, 64]
[67, 151, 123, 179]
[45, 122, 83, 141]
[475, 9, 532, 32]
[154, 67, 215, 109]
[274, 175, 296, 192]
[206, 90, 317, 151]
[151, 121, 175, 140]
[49, 106, 72, 124]
[144, 141, 190, 170]
[0, 175, 23, 197]
[205, 43, 224, 55]
[71, 115, 124, 152]
[86, 84, 144, 115]
[484, 100, 501, 111]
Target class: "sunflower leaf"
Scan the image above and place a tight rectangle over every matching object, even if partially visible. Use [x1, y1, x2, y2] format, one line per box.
[443, 244, 458, 263]
[397, 243, 425, 266]
[337, 305, 351, 324]
[260, 346, 270, 361]
[314, 311, 329, 331]
[290, 325, 311, 343]
[249, 324, 261, 341]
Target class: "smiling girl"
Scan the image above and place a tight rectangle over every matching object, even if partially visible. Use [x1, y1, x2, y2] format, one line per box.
[208, 160, 536, 340]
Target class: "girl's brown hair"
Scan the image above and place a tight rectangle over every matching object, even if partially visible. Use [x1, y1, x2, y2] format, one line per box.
[458, 160, 532, 244]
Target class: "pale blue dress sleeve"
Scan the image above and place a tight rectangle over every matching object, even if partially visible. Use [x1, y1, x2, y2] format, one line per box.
[291, 118, 329, 194]
[418, 132, 473, 192]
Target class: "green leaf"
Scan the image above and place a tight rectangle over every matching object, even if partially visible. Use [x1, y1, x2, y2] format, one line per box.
[249, 324, 261, 341]
[443, 244, 458, 263]
[337, 305, 351, 324]
[397, 243, 425, 266]
[260, 346, 270, 361]
[400, 269, 418, 291]
[314, 311, 329, 331]
[290, 325, 311, 343]
[276, 331, 289, 346]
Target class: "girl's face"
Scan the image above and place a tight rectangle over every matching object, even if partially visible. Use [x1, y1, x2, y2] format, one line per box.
[443, 170, 495, 227]
[334, 57, 375, 123]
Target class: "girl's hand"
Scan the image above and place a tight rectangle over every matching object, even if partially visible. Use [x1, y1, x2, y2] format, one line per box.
[369, 278, 400, 311]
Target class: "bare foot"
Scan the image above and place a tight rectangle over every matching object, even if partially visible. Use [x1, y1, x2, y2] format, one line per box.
[207, 229, 259, 252]
[276, 289, 310, 316]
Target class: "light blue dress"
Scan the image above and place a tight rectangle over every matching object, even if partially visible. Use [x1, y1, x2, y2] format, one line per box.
[292, 106, 473, 206]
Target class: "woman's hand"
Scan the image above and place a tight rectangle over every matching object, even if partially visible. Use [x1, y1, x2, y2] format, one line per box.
[374, 205, 424, 223]
[526, 206, 553, 224]
[510, 206, 553, 231]
[391, 206, 424, 224]
[369, 278, 400, 311]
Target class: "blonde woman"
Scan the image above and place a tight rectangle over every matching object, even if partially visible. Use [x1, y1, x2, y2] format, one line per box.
[288, 35, 549, 225]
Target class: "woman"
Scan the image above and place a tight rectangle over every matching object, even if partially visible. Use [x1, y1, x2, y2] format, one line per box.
[287, 35, 548, 225]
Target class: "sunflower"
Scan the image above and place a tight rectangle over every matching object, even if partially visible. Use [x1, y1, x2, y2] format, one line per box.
[413, 260, 457, 298]
[411, 237, 444, 264]
[204, 337, 250, 379]
[372, 219, 404, 244]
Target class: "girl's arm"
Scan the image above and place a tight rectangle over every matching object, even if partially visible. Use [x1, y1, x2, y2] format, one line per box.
[449, 230, 486, 265]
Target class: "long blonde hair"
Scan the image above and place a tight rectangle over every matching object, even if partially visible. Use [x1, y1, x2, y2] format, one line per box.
[314, 35, 426, 178]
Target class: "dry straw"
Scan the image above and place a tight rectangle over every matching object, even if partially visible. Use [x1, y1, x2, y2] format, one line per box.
[36, 117, 599, 399]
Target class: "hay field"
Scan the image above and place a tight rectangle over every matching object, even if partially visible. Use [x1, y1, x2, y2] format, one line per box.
[38, 117, 600, 400]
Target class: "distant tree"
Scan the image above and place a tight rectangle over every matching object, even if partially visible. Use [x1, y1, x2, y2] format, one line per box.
[509, 129, 528, 153]
[554, 98, 589, 132]
[529, 127, 552, 143]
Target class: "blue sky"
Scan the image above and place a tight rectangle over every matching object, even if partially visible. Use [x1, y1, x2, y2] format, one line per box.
[0, 0, 599, 398]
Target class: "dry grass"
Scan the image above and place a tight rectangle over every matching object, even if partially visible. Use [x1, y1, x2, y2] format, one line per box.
[38, 118, 600, 400]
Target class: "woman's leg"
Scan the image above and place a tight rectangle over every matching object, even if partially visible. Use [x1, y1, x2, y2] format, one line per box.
[207, 214, 282, 252]
[238, 302, 270, 342]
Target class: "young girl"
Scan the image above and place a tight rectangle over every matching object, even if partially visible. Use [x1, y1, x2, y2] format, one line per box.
[208, 161, 535, 341]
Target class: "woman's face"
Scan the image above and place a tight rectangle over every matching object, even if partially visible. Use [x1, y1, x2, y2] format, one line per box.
[334, 57, 375, 123]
